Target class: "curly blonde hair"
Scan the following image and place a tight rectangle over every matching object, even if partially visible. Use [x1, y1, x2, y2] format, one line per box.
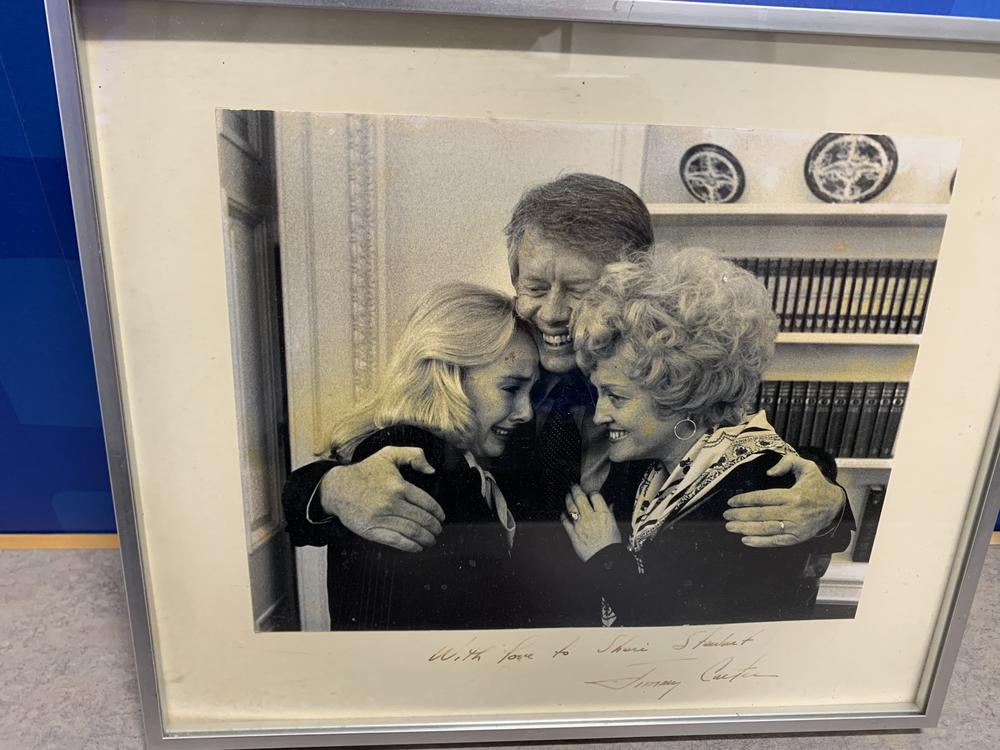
[572, 248, 778, 428]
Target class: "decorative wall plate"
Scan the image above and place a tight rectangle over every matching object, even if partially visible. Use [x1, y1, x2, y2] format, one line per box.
[679, 143, 746, 203]
[804, 133, 898, 203]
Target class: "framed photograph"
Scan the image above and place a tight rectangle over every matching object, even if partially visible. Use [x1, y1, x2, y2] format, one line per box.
[47, 0, 1000, 747]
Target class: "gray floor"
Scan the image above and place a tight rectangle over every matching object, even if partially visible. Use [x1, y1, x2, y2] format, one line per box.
[0, 548, 996, 750]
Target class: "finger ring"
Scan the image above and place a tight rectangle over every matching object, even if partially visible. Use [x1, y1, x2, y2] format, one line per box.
[779, 521, 786, 532]
[570, 509, 581, 522]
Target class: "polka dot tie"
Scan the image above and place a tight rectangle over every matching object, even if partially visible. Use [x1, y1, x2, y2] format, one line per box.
[537, 379, 583, 510]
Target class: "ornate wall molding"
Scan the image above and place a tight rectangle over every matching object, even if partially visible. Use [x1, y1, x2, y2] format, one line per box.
[346, 114, 382, 400]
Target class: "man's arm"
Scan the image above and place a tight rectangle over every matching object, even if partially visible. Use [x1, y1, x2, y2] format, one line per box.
[282, 459, 342, 547]
[281, 447, 446, 553]
[722, 453, 855, 549]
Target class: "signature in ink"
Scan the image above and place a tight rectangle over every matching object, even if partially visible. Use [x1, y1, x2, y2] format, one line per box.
[584, 665, 682, 700]
[700, 654, 779, 683]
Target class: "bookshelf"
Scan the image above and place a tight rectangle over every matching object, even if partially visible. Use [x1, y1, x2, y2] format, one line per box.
[776, 333, 920, 346]
[647, 202, 948, 227]
[636, 127, 956, 613]
[836, 458, 893, 471]
[649, 202, 944, 611]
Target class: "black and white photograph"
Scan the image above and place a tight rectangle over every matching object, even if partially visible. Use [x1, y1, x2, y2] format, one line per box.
[216, 111, 959, 633]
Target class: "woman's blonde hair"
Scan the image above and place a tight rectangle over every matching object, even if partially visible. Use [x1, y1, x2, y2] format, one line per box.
[329, 283, 527, 459]
[573, 248, 778, 428]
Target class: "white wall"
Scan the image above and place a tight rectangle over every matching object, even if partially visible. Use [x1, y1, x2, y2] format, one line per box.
[276, 112, 645, 461]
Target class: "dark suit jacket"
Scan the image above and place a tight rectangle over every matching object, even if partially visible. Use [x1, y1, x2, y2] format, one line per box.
[585, 451, 852, 627]
[286, 425, 525, 630]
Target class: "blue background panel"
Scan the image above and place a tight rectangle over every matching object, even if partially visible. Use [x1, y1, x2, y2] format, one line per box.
[693, 1, 1000, 18]
[1, 1, 113, 532]
[1, 1, 998, 533]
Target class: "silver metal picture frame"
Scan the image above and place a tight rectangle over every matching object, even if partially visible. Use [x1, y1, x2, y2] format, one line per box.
[46, 1, 1000, 747]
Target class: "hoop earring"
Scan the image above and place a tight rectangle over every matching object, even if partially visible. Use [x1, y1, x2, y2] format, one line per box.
[673, 418, 698, 441]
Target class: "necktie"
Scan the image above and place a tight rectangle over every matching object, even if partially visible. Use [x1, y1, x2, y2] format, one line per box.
[537, 378, 584, 512]
[464, 453, 516, 549]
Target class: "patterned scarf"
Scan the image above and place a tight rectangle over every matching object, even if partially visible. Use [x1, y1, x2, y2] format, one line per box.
[629, 410, 796, 555]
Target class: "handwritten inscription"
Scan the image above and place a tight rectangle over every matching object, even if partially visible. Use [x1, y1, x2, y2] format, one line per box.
[701, 654, 779, 683]
[497, 639, 536, 664]
[552, 637, 578, 659]
[424, 628, 781, 700]
[585, 665, 682, 700]
[428, 639, 492, 663]
[597, 635, 650, 655]
[672, 629, 763, 651]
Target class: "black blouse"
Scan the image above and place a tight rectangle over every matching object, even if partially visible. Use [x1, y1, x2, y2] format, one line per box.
[586, 451, 853, 627]
[322, 425, 527, 630]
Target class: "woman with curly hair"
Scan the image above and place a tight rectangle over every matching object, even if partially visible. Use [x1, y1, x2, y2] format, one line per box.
[562, 248, 849, 627]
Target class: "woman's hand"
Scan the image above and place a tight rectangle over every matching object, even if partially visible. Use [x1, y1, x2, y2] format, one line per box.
[561, 484, 621, 562]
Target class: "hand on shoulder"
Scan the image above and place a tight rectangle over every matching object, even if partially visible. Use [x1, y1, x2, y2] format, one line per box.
[321, 446, 446, 553]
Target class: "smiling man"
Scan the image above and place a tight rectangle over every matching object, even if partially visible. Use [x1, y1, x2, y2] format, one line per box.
[282, 173, 852, 627]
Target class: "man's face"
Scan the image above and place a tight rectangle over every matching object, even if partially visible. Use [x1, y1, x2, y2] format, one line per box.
[513, 228, 605, 374]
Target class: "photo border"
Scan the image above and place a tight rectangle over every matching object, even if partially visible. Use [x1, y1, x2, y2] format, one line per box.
[45, 1, 1000, 747]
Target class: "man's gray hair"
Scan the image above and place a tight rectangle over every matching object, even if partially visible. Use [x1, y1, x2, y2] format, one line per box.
[504, 173, 654, 283]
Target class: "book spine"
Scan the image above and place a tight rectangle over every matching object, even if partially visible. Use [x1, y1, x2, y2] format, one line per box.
[809, 381, 835, 449]
[852, 485, 887, 563]
[825, 381, 852, 454]
[773, 381, 792, 437]
[839, 381, 866, 457]
[886, 259, 911, 335]
[912, 259, 937, 334]
[798, 259, 818, 333]
[799, 380, 820, 447]
[826, 258, 847, 333]
[880, 382, 909, 458]
[785, 381, 808, 447]
[867, 259, 890, 333]
[856, 260, 879, 334]
[768, 258, 782, 314]
[812, 259, 833, 333]
[844, 260, 865, 333]
[775, 258, 791, 329]
[867, 382, 896, 458]
[877, 260, 900, 334]
[897, 259, 921, 334]
[852, 381, 884, 458]
[783, 259, 802, 332]
[759, 381, 779, 426]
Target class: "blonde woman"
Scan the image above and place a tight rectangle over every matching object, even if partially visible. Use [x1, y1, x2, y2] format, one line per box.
[286, 283, 538, 630]
[563, 249, 851, 627]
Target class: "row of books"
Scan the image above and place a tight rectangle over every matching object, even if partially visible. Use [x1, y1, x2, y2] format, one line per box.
[730, 257, 936, 334]
[754, 381, 908, 458]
